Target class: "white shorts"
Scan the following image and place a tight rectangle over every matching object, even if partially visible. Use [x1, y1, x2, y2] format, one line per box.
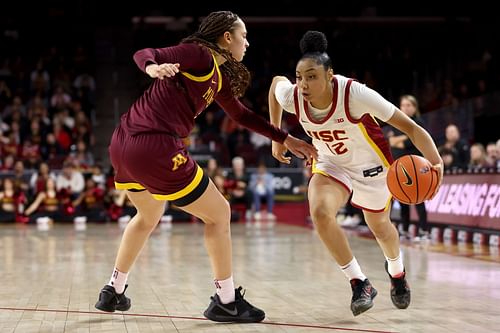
[312, 157, 392, 212]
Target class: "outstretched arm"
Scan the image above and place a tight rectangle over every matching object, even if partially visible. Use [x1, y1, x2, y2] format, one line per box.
[217, 89, 317, 164]
[268, 76, 293, 164]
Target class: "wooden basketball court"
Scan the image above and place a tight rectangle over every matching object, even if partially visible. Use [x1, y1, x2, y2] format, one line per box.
[0, 221, 498, 332]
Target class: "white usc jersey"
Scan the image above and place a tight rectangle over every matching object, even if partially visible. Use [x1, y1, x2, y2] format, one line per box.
[275, 75, 397, 211]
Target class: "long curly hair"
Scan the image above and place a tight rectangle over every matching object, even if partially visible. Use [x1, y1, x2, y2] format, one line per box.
[182, 11, 251, 97]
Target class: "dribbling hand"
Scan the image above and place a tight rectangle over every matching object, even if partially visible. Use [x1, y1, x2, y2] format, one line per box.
[429, 162, 444, 199]
[146, 63, 180, 80]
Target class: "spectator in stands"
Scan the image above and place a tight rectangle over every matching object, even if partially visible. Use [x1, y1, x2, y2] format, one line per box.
[52, 63, 72, 93]
[213, 171, 228, 199]
[21, 138, 41, 169]
[0, 178, 17, 223]
[29, 161, 56, 195]
[496, 139, 500, 169]
[24, 178, 69, 223]
[90, 163, 106, 190]
[1, 154, 15, 171]
[12, 160, 30, 195]
[248, 162, 276, 221]
[73, 110, 92, 139]
[55, 160, 85, 198]
[107, 189, 136, 222]
[468, 143, 492, 170]
[41, 132, 65, 168]
[73, 72, 96, 111]
[226, 156, 253, 221]
[50, 85, 72, 112]
[387, 95, 429, 240]
[485, 142, 498, 168]
[72, 177, 107, 222]
[58, 109, 75, 130]
[227, 124, 252, 161]
[71, 139, 94, 170]
[439, 147, 455, 171]
[3, 131, 20, 158]
[52, 118, 72, 152]
[0, 80, 12, 110]
[26, 119, 44, 146]
[204, 157, 222, 179]
[3, 96, 26, 119]
[203, 158, 227, 198]
[30, 60, 50, 95]
[73, 121, 94, 147]
[439, 124, 469, 169]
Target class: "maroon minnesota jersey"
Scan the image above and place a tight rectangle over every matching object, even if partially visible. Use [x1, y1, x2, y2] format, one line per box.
[121, 43, 287, 143]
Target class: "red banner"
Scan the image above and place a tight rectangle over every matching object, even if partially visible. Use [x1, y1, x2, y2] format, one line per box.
[423, 174, 500, 230]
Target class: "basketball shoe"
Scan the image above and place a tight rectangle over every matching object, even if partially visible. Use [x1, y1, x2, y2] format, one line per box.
[95, 284, 131, 312]
[385, 261, 411, 309]
[204, 286, 265, 323]
[350, 278, 377, 316]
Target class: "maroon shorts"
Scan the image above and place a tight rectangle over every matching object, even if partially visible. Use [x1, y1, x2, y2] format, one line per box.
[109, 125, 209, 206]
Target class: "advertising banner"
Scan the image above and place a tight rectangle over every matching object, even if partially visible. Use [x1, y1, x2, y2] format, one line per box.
[422, 174, 500, 230]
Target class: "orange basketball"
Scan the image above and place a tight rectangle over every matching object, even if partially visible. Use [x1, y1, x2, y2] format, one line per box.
[386, 155, 437, 205]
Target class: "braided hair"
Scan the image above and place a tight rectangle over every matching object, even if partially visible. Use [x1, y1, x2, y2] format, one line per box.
[182, 11, 251, 97]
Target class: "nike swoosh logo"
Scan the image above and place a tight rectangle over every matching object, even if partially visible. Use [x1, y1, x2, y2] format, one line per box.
[216, 303, 238, 316]
[400, 165, 413, 186]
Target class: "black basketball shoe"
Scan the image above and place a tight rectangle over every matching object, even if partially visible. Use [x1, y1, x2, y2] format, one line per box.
[350, 278, 377, 316]
[385, 261, 411, 309]
[203, 286, 265, 323]
[95, 284, 131, 312]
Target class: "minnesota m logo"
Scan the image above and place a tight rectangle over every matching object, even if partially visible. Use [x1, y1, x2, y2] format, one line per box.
[202, 87, 215, 105]
[172, 153, 187, 171]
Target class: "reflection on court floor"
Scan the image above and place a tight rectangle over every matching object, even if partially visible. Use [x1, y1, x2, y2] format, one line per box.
[0, 222, 499, 332]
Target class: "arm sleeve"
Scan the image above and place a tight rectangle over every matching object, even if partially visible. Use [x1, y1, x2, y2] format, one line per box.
[348, 80, 396, 122]
[216, 76, 288, 143]
[133, 43, 212, 74]
[275, 80, 296, 114]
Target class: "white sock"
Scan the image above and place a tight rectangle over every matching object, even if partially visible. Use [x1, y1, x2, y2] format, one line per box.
[108, 268, 128, 294]
[215, 276, 235, 304]
[339, 257, 367, 281]
[385, 251, 404, 277]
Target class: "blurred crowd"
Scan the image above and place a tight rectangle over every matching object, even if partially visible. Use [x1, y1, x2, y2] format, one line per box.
[1, 10, 499, 225]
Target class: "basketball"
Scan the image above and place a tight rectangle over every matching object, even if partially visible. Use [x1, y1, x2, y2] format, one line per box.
[386, 155, 437, 204]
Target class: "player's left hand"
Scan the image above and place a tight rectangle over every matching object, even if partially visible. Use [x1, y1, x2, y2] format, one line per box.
[146, 63, 180, 79]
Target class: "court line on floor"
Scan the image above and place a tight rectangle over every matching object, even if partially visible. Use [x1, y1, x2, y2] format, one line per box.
[0, 306, 398, 332]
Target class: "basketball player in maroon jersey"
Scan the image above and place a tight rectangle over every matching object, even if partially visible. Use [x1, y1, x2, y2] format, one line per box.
[94, 11, 317, 323]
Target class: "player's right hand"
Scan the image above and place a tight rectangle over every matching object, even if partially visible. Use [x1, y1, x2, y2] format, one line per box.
[146, 63, 180, 79]
[281, 135, 318, 165]
[429, 162, 444, 199]
[272, 141, 290, 164]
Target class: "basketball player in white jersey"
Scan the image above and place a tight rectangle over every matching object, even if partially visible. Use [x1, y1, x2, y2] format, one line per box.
[268, 31, 443, 316]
